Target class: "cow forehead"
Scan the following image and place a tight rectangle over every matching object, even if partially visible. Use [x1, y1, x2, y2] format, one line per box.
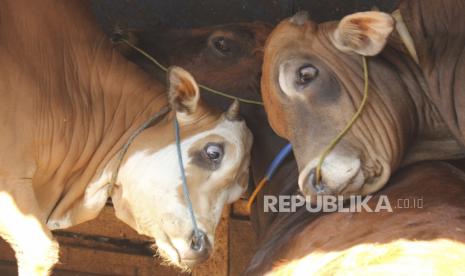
[263, 19, 346, 137]
[266, 19, 315, 51]
[265, 20, 339, 63]
[191, 117, 251, 151]
[120, 117, 250, 185]
[141, 115, 250, 160]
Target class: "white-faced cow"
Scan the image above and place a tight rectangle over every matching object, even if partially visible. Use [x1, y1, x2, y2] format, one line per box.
[0, 0, 252, 275]
[261, 0, 465, 199]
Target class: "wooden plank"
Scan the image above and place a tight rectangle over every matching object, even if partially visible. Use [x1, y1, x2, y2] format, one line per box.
[56, 205, 149, 243]
[0, 206, 233, 276]
[0, 238, 187, 276]
[0, 241, 15, 261]
[0, 261, 19, 276]
[57, 245, 185, 276]
[54, 232, 153, 257]
[0, 203, 250, 276]
[229, 219, 256, 276]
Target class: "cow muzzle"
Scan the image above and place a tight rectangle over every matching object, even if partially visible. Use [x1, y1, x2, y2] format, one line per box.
[298, 152, 365, 199]
[179, 230, 212, 267]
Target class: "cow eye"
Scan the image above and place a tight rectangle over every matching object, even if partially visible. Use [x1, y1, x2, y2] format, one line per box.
[212, 37, 231, 54]
[296, 65, 318, 86]
[203, 143, 224, 162]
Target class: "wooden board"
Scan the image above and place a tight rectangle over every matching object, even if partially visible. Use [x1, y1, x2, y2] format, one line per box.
[0, 203, 255, 275]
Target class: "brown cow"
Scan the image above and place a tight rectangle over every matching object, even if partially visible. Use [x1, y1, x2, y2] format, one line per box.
[118, 22, 271, 111]
[260, 0, 465, 199]
[0, 0, 253, 275]
[245, 162, 465, 275]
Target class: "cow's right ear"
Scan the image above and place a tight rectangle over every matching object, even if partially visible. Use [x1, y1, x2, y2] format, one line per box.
[167, 66, 200, 116]
[331, 11, 394, 56]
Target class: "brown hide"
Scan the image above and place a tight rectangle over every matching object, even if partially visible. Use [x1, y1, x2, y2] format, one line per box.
[400, 0, 465, 146]
[246, 162, 465, 275]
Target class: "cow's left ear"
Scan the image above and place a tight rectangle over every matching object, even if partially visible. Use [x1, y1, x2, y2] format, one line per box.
[331, 11, 394, 56]
[167, 66, 200, 115]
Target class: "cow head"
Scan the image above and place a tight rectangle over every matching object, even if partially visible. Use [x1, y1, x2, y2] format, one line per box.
[111, 67, 252, 268]
[117, 22, 272, 118]
[261, 11, 431, 199]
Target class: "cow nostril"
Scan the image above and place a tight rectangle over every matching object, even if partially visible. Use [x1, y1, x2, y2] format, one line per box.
[190, 230, 211, 254]
[308, 168, 326, 194]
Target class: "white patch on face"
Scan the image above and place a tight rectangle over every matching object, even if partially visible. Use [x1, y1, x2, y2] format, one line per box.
[115, 116, 252, 265]
[279, 61, 298, 97]
[278, 59, 311, 100]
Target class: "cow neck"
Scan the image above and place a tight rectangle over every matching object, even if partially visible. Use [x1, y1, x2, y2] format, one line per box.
[44, 46, 171, 226]
[106, 105, 171, 198]
[384, 16, 465, 165]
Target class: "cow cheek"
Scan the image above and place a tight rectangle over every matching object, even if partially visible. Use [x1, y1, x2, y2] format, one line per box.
[262, 82, 290, 138]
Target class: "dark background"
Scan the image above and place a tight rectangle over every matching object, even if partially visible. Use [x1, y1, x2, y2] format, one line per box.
[91, 0, 399, 34]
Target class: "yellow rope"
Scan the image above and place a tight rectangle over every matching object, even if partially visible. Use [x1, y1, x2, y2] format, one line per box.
[315, 56, 370, 183]
[119, 38, 264, 106]
[246, 177, 268, 212]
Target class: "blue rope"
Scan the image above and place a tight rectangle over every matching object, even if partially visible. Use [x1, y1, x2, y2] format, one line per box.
[264, 143, 293, 179]
[174, 117, 201, 238]
[247, 143, 293, 211]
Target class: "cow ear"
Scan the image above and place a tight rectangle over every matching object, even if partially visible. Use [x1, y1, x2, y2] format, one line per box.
[167, 66, 200, 115]
[331, 11, 394, 56]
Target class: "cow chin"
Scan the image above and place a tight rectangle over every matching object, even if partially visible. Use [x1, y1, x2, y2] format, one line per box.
[359, 157, 391, 196]
[298, 152, 360, 196]
[297, 149, 392, 199]
[153, 234, 184, 268]
[154, 229, 213, 270]
[298, 154, 391, 201]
